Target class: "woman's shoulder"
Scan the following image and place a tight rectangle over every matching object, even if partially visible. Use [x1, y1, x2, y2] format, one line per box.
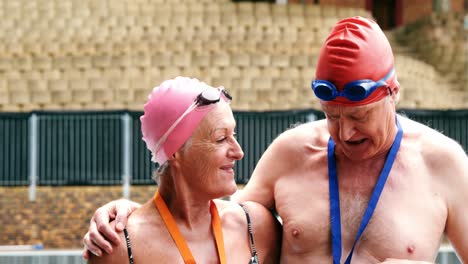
[216, 200, 280, 235]
[215, 199, 278, 223]
[214, 199, 281, 263]
[214, 199, 246, 227]
[214, 200, 263, 231]
[88, 221, 130, 264]
[94, 203, 159, 264]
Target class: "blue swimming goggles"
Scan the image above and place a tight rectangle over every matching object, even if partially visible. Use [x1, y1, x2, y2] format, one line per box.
[311, 67, 394, 101]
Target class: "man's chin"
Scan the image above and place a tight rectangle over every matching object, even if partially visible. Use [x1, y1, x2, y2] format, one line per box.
[341, 144, 374, 161]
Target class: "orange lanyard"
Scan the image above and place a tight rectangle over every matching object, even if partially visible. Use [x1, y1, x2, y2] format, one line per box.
[154, 191, 226, 264]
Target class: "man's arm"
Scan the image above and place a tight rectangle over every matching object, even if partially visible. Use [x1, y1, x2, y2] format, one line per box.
[233, 122, 325, 209]
[232, 127, 300, 209]
[443, 143, 468, 262]
[83, 199, 141, 259]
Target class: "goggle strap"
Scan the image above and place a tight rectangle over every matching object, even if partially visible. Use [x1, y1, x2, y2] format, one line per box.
[381, 67, 395, 81]
[219, 87, 233, 101]
[152, 102, 198, 156]
[152, 87, 230, 156]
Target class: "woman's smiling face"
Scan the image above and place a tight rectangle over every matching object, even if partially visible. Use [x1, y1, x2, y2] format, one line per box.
[177, 101, 244, 198]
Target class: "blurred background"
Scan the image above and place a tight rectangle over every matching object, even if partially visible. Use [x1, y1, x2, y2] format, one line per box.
[0, 0, 466, 263]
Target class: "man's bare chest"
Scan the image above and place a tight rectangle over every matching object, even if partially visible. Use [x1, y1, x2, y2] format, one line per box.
[275, 168, 447, 260]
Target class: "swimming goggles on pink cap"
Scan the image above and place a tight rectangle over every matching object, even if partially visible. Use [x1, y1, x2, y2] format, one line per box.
[153, 87, 232, 154]
[311, 67, 394, 101]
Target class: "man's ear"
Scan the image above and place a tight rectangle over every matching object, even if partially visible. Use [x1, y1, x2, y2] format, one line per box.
[390, 85, 400, 103]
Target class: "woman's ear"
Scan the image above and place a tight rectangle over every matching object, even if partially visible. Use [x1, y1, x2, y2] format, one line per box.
[167, 149, 182, 164]
[169, 151, 182, 168]
[168, 152, 177, 162]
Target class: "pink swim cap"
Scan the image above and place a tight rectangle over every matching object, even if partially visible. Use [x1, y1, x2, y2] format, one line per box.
[315, 16, 399, 106]
[141, 77, 226, 165]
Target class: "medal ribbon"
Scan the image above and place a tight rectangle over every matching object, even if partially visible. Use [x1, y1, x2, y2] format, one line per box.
[154, 191, 226, 264]
[328, 118, 403, 264]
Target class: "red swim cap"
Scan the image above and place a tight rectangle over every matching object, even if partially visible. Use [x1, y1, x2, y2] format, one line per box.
[315, 16, 399, 106]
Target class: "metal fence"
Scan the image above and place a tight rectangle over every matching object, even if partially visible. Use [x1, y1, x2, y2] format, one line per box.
[0, 113, 29, 186]
[1, 109, 467, 187]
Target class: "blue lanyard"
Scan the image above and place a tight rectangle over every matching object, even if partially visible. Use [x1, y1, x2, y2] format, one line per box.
[328, 119, 403, 264]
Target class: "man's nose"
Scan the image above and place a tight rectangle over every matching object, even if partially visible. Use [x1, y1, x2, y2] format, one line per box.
[339, 118, 356, 142]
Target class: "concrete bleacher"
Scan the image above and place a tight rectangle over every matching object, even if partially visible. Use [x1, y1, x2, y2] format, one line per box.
[394, 11, 467, 108]
[0, 0, 465, 112]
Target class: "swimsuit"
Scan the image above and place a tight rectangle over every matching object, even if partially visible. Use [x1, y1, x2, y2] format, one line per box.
[123, 203, 259, 264]
[239, 203, 260, 264]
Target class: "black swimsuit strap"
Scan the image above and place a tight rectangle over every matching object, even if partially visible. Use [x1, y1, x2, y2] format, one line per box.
[123, 228, 134, 264]
[239, 203, 259, 264]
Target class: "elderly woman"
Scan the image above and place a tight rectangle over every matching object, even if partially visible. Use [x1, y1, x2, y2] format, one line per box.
[87, 77, 281, 264]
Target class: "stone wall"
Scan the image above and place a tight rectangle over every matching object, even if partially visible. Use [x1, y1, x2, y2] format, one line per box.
[0, 186, 156, 249]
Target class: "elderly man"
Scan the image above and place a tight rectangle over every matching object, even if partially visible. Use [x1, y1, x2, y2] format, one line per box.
[83, 17, 468, 263]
